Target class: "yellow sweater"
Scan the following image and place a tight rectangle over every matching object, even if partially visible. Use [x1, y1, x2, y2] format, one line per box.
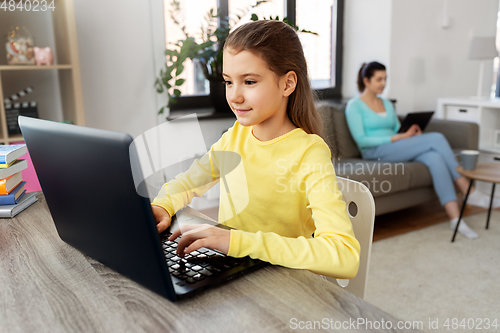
[152, 120, 360, 279]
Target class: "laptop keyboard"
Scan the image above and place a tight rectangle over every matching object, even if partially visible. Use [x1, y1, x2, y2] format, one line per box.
[161, 233, 244, 284]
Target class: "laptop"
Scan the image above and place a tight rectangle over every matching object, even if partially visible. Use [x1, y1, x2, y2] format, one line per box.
[18, 116, 266, 302]
[397, 111, 434, 133]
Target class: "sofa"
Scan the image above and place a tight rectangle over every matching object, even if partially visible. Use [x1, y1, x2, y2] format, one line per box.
[317, 101, 479, 216]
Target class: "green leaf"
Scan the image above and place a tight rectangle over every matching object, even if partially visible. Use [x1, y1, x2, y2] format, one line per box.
[301, 29, 319, 36]
[197, 41, 214, 52]
[158, 106, 165, 114]
[175, 64, 184, 76]
[179, 37, 195, 58]
[165, 49, 176, 57]
[173, 89, 181, 97]
[251, 13, 258, 21]
[156, 80, 164, 93]
[175, 78, 185, 86]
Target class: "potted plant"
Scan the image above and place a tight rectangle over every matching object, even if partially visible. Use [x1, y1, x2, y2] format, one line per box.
[155, 0, 317, 115]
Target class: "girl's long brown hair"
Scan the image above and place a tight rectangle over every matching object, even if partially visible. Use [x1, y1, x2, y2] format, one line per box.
[224, 20, 324, 138]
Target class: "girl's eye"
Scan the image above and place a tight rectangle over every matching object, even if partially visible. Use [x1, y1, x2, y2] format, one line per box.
[245, 80, 256, 85]
[223, 80, 232, 86]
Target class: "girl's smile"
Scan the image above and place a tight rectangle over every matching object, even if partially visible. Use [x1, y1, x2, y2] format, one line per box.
[235, 108, 252, 115]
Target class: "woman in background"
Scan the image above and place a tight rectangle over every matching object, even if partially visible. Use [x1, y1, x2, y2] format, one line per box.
[345, 61, 498, 239]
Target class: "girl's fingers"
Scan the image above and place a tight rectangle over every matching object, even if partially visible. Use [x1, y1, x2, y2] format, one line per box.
[171, 224, 230, 256]
[176, 225, 212, 256]
[169, 227, 182, 240]
[157, 220, 169, 233]
[168, 223, 204, 240]
[184, 239, 207, 254]
[157, 217, 171, 233]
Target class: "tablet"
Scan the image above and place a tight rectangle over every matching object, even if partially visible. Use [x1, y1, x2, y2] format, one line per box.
[398, 111, 434, 133]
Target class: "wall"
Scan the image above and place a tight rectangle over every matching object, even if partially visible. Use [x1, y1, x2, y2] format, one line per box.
[342, 0, 393, 99]
[342, 0, 498, 114]
[390, 0, 498, 114]
[73, 0, 166, 139]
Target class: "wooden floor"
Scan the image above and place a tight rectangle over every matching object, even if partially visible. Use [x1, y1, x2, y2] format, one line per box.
[373, 199, 494, 242]
[200, 200, 497, 242]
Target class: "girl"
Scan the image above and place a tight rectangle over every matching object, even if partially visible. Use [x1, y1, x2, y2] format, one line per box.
[345, 61, 499, 240]
[151, 20, 360, 279]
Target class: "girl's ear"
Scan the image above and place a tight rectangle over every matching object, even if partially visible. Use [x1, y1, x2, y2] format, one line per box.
[283, 71, 297, 97]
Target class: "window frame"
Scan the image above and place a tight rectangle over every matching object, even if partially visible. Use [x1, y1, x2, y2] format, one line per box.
[169, 0, 344, 111]
[496, 68, 500, 97]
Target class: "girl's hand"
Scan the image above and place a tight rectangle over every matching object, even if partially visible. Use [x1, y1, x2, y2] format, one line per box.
[152, 205, 171, 233]
[391, 124, 422, 142]
[169, 224, 230, 257]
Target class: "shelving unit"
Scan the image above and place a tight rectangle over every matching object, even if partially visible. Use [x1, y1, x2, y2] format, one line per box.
[436, 97, 500, 154]
[436, 97, 500, 199]
[0, 0, 84, 144]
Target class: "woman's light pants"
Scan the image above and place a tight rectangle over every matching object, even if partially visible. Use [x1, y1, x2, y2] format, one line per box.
[362, 133, 460, 206]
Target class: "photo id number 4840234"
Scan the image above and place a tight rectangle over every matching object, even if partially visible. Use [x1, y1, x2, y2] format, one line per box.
[1, 0, 55, 12]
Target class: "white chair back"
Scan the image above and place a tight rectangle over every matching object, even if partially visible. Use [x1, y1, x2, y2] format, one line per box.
[326, 176, 375, 299]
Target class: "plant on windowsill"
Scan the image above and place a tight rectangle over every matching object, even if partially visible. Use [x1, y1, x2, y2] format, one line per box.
[154, 0, 317, 115]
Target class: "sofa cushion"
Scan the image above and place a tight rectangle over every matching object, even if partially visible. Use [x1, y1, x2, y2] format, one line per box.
[317, 103, 361, 158]
[334, 158, 433, 198]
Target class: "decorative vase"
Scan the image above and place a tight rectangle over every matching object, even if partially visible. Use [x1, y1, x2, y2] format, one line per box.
[5, 26, 35, 65]
[209, 79, 232, 114]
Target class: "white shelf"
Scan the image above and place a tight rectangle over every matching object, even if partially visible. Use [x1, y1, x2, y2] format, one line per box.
[437, 97, 500, 155]
[479, 146, 500, 154]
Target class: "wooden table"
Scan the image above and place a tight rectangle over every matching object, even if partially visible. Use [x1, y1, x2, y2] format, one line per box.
[453, 162, 500, 242]
[0, 194, 421, 333]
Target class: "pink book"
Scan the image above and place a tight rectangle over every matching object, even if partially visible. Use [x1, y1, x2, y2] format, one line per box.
[11, 142, 41, 192]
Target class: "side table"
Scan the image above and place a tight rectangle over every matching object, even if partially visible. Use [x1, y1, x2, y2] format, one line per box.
[452, 162, 500, 242]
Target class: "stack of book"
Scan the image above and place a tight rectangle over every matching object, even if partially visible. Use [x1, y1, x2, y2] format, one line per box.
[0, 144, 38, 218]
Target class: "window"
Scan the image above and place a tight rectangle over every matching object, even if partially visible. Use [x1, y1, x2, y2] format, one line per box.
[296, 0, 337, 90]
[163, 0, 344, 110]
[164, 0, 217, 97]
